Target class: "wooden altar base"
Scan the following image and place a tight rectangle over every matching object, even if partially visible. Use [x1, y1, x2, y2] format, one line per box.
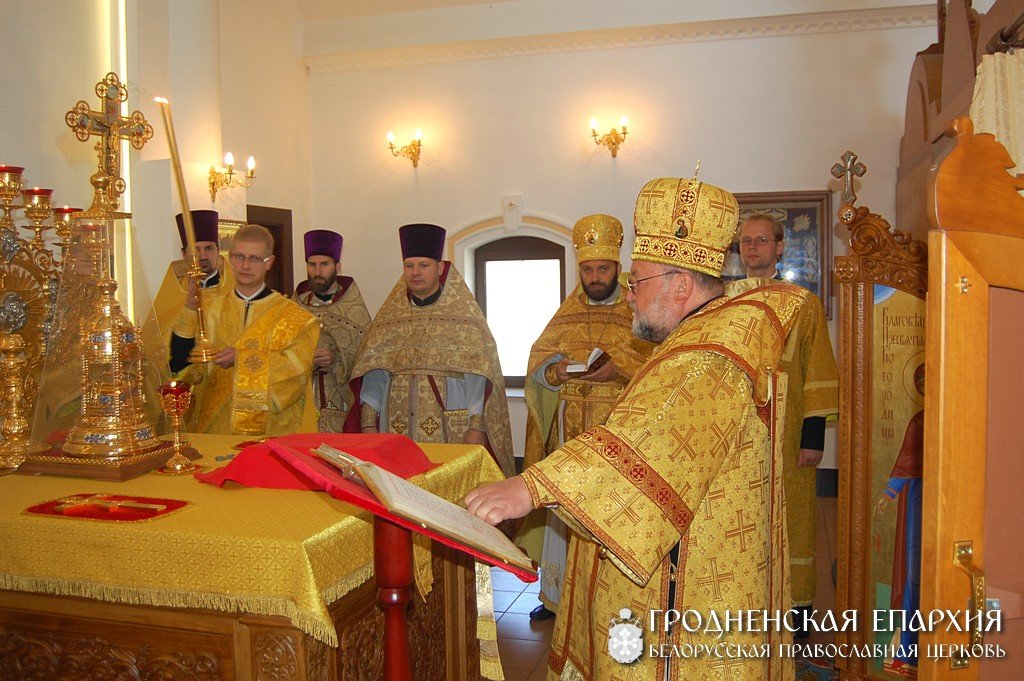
[0, 541, 480, 680]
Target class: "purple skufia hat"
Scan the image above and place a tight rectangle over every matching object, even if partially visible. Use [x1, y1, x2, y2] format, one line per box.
[399, 223, 446, 261]
[175, 210, 220, 247]
[304, 229, 343, 262]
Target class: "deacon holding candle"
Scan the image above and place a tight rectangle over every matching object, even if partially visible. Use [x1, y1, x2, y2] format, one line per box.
[150, 210, 234, 385]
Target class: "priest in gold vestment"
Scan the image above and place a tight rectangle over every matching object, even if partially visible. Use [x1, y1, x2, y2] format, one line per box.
[468, 178, 802, 680]
[734, 213, 839, 629]
[348, 223, 514, 477]
[150, 210, 234, 385]
[293, 229, 370, 432]
[170, 224, 318, 436]
[521, 213, 656, 620]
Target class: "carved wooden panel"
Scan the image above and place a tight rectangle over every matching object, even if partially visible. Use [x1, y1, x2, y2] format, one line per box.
[0, 623, 223, 680]
[253, 629, 299, 680]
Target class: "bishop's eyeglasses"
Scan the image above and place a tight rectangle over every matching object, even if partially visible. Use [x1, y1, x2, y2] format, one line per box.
[229, 252, 272, 265]
[625, 270, 680, 292]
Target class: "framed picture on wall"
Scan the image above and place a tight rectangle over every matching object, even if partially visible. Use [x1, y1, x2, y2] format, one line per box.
[217, 219, 245, 254]
[725, 191, 833, 318]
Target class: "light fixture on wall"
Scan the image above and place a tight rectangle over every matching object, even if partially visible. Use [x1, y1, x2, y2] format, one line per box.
[208, 152, 256, 201]
[590, 116, 628, 158]
[387, 129, 422, 167]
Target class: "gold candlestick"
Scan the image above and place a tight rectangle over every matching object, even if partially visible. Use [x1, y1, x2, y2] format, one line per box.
[154, 97, 217, 363]
[0, 166, 25, 231]
[53, 206, 80, 261]
[21, 188, 53, 248]
[156, 381, 202, 475]
[0, 332, 45, 474]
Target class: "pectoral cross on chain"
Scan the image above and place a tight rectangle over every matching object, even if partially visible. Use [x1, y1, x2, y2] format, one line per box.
[831, 150, 866, 205]
[65, 72, 154, 213]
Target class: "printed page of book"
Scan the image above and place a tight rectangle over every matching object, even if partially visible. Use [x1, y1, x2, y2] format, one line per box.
[315, 445, 534, 574]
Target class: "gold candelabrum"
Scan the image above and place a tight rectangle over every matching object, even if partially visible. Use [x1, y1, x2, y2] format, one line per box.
[156, 98, 217, 363]
[208, 152, 255, 202]
[156, 381, 202, 475]
[590, 117, 629, 158]
[387, 129, 422, 167]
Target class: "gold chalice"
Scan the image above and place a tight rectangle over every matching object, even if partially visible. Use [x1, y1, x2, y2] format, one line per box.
[156, 381, 203, 475]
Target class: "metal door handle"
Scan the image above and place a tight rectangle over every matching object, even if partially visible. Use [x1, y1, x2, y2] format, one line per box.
[952, 540, 986, 669]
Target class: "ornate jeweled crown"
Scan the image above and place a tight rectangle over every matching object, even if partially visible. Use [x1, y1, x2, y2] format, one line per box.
[573, 214, 623, 263]
[631, 178, 738, 277]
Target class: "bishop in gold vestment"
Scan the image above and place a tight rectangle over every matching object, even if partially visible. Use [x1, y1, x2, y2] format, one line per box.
[150, 210, 234, 385]
[521, 214, 655, 617]
[348, 224, 514, 478]
[468, 178, 798, 680]
[735, 213, 839, 615]
[293, 229, 370, 432]
[171, 224, 318, 436]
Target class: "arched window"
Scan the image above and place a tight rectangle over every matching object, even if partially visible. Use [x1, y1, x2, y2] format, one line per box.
[473, 236, 567, 388]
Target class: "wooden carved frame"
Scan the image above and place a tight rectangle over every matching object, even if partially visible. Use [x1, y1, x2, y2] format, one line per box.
[833, 200, 927, 679]
[733, 190, 834, 317]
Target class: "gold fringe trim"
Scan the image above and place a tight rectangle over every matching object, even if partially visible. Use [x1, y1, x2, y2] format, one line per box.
[0, 573, 340, 647]
[475, 562, 505, 681]
[320, 563, 374, 605]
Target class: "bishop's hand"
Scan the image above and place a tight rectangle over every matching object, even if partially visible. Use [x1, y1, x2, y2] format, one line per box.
[465, 476, 533, 525]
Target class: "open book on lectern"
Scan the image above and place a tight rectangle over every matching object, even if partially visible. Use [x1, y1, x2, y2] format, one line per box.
[311, 444, 537, 579]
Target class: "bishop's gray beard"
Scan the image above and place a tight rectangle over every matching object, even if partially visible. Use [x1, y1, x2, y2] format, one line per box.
[632, 316, 670, 343]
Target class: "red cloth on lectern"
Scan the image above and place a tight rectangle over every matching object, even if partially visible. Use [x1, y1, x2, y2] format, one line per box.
[195, 433, 436, 502]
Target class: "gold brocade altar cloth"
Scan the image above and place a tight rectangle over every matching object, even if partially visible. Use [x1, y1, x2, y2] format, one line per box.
[0, 434, 504, 647]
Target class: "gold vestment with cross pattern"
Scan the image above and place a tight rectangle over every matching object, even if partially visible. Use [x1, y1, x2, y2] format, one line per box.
[521, 284, 812, 680]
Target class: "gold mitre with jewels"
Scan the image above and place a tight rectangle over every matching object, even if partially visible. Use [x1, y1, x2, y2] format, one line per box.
[631, 177, 739, 277]
[573, 214, 623, 263]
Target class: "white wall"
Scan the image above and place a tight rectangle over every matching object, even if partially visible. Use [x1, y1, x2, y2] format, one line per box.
[308, 28, 932, 312]
[0, 1, 111, 210]
[219, 0, 313, 263]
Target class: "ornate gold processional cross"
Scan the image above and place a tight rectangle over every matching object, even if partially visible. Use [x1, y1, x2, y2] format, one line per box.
[64, 72, 154, 215]
[831, 150, 867, 206]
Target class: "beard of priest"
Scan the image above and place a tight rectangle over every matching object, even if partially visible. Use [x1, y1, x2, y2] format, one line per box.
[346, 223, 515, 478]
[467, 177, 807, 680]
[169, 223, 319, 436]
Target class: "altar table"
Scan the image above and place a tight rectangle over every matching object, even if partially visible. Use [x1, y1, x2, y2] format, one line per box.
[0, 434, 505, 680]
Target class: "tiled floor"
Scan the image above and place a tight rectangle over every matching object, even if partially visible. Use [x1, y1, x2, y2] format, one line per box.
[492, 495, 839, 680]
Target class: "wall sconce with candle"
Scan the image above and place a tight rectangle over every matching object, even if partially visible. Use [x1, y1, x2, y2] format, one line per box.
[208, 152, 255, 202]
[387, 129, 422, 168]
[590, 116, 629, 158]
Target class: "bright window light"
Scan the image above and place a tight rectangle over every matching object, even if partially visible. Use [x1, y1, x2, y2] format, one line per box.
[485, 259, 562, 376]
